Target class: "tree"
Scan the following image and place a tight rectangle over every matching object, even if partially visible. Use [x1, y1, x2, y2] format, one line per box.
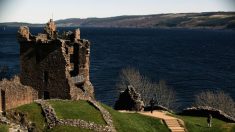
[116, 67, 176, 109]
[154, 80, 176, 109]
[116, 67, 154, 104]
[195, 90, 235, 117]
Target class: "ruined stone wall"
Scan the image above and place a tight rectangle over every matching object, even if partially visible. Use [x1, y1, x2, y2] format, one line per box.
[0, 76, 37, 111]
[17, 20, 94, 101]
[62, 39, 94, 100]
[19, 40, 71, 99]
[19, 38, 93, 100]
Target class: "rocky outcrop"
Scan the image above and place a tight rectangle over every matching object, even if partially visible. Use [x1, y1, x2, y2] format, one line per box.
[114, 85, 144, 111]
[182, 106, 235, 123]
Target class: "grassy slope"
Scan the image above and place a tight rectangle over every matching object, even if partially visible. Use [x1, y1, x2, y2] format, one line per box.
[0, 100, 169, 132]
[0, 124, 8, 132]
[177, 115, 235, 132]
[48, 100, 106, 125]
[49, 100, 169, 131]
[4, 100, 234, 132]
[102, 104, 169, 132]
[13, 103, 47, 131]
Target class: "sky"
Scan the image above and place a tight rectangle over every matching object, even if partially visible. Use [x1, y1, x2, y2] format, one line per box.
[0, 0, 235, 23]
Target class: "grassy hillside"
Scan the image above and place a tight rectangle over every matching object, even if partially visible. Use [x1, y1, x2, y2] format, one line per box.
[174, 115, 235, 132]
[10, 103, 47, 131]
[1, 12, 235, 29]
[49, 100, 106, 125]
[0, 124, 8, 132]
[101, 104, 169, 132]
[1, 100, 234, 132]
[1, 100, 168, 132]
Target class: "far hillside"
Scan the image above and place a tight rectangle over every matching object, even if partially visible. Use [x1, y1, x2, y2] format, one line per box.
[1, 12, 235, 30]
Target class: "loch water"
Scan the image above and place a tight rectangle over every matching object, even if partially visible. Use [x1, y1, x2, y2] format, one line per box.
[0, 27, 235, 108]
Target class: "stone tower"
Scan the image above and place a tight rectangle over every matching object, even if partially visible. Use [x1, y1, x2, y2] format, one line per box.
[17, 19, 94, 100]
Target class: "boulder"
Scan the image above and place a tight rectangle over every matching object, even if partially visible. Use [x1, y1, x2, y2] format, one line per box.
[114, 85, 144, 111]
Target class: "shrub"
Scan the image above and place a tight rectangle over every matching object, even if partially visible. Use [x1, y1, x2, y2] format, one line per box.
[116, 67, 176, 109]
[154, 80, 176, 110]
[195, 90, 235, 117]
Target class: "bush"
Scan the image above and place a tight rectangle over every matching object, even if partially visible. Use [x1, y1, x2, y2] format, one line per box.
[154, 80, 176, 110]
[194, 90, 235, 117]
[116, 67, 176, 110]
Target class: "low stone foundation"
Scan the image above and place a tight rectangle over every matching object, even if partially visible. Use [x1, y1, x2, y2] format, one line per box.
[35, 99, 116, 132]
[181, 106, 235, 123]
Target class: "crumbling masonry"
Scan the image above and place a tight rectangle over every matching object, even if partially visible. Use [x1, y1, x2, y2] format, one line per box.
[0, 19, 94, 111]
[18, 19, 94, 100]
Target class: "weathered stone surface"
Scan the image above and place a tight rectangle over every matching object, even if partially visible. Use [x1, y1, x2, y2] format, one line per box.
[182, 106, 235, 123]
[17, 26, 30, 41]
[35, 100, 58, 128]
[17, 19, 94, 101]
[1, 111, 28, 132]
[74, 29, 80, 40]
[114, 85, 144, 111]
[89, 99, 116, 131]
[44, 19, 57, 39]
[0, 76, 37, 111]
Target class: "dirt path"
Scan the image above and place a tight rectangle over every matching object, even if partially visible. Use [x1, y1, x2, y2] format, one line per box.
[139, 111, 186, 132]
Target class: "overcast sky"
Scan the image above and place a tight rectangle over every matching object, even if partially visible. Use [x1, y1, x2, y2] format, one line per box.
[0, 0, 234, 23]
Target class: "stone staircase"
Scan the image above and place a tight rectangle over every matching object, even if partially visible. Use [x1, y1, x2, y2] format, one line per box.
[164, 119, 185, 132]
[139, 111, 186, 132]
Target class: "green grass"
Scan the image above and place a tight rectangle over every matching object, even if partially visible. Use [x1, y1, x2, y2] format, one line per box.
[46, 125, 93, 132]
[3, 100, 235, 132]
[14, 103, 47, 131]
[0, 100, 173, 132]
[102, 104, 169, 132]
[2, 100, 235, 132]
[48, 100, 106, 125]
[176, 115, 235, 132]
[0, 124, 8, 132]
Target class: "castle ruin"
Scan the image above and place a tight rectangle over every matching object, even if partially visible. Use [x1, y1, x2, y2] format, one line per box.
[0, 19, 94, 111]
[18, 19, 94, 100]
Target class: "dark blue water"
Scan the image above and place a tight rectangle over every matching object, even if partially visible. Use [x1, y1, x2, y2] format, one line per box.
[1, 27, 235, 108]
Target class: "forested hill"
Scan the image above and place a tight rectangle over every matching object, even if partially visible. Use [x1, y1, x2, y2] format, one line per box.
[1, 12, 235, 29]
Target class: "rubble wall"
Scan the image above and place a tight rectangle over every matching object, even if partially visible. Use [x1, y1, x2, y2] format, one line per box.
[0, 76, 37, 111]
[19, 40, 71, 99]
[17, 20, 94, 101]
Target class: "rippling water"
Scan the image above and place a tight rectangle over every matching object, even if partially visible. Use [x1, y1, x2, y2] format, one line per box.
[0, 27, 235, 108]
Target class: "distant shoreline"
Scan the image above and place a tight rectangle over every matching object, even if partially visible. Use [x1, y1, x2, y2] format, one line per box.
[0, 12, 235, 30]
